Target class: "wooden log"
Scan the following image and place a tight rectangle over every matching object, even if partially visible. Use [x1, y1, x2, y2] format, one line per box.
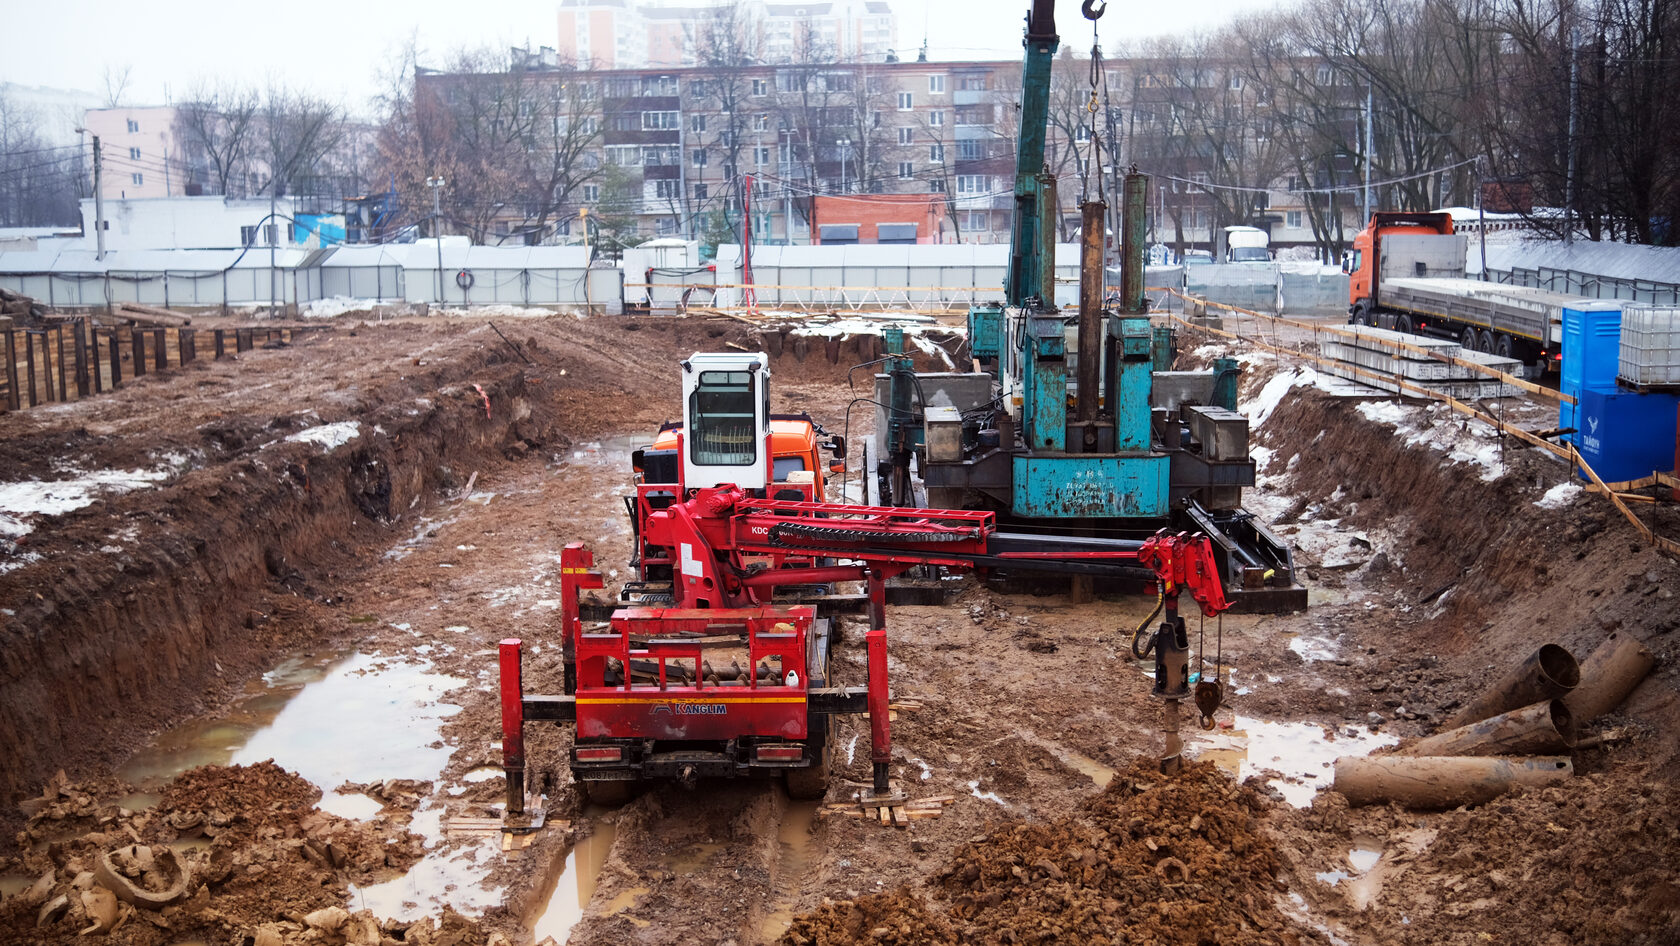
[1444, 643, 1580, 729]
[115, 302, 192, 326]
[1332, 755, 1572, 809]
[3, 328, 17, 411]
[73, 319, 90, 397]
[1398, 700, 1575, 757]
[108, 331, 121, 387]
[153, 328, 166, 370]
[25, 331, 38, 407]
[214, 329, 226, 359]
[131, 328, 146, 376]
[1562, 632, 1657, 723]
[54, 327, 68, 401]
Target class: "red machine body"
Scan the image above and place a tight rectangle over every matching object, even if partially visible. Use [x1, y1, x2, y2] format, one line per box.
[499, 488, 1234, 809]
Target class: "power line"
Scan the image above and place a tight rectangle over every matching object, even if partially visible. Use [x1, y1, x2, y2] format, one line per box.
[1151, 156, 1480, 197]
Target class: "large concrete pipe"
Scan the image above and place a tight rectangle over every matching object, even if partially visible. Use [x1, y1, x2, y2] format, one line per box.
[1563, 632, 1657, 723]
[1333, 755, 1573, 809]
[1444, 643, 1580, 729]
[1397, 700, 1575, 757]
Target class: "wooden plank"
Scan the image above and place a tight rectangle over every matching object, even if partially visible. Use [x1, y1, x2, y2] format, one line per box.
[131, 328, 146, 376]
[24, 331, 38, 407]
[2, 329, 17, 411]
[73, 319, 90, 397]
[108, 330, 121, 387]
[214, 329, 226, 359]
[55, 326, 68, 402]
[1572, 446, 1654, 543]
[153, 328, 166, 371]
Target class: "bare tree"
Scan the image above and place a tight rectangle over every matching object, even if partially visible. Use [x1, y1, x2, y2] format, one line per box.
[173, 85, 260, 196]
[0, 90, 81, 226]
[102, 65, 133, 109]
[259, 85, 347, 198]
[684, 0, 763, 239]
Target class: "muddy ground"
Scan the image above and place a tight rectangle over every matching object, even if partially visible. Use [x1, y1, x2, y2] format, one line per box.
[0, 308, 1677, 945]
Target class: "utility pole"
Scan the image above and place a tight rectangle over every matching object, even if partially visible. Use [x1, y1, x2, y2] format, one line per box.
[1564, 28, 1579, 245]
[88, 134, 106, 261]
[426, 175, 447, 303]
[1362, 83, 1373, 224]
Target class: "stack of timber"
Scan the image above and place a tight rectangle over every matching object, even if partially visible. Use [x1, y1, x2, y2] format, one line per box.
[1320, 325, 1524, 399]
[0, 288, 48, 326]
[1332, 635, 1655, 809]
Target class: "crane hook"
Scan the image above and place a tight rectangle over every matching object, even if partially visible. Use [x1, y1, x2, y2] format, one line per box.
[1082, 0, 1106, 19]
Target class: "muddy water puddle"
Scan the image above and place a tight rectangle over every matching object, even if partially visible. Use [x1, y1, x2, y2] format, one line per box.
[120, 652, 464, 820]
[528, 816, 621, 942]
[759, 800, 821, 941]
[1187, 716, 1397, 807]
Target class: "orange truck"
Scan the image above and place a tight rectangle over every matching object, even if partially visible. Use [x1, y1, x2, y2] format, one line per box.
[1343, 211, 1584, 372]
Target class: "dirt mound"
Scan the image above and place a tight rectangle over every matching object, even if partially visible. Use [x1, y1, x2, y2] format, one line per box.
[1279, 766, 1680, 945]
[781, 762, 1324, 946]
[0, 762, 478, 945]
[780, 888, 956, 946]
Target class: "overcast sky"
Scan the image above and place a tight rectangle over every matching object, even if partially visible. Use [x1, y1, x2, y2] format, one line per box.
[6, 0, 1279, 119]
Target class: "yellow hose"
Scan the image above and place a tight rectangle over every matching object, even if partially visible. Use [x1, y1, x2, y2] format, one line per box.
[1130, 588, 1164, 659]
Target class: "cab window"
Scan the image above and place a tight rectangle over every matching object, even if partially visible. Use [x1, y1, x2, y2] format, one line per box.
[689, 370, 757, 465]
[772, 455, 808, 482]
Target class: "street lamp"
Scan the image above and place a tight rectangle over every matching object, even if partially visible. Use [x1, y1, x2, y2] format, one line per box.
[426, 176, 447, 304]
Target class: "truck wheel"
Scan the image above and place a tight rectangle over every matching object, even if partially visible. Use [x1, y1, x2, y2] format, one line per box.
[785, 740, 832, 800]
[1495, 334, 1514, 358]
[579, 779, 636, 807]
[1350, 303, 1370, 326]
[1477, 329, 1496, 353]
[1460, 327, 1477, 350]
[1395, 315, 1414, 335]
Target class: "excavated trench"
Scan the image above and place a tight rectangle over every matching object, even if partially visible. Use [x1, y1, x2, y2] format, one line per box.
[0, 341, 556, 819]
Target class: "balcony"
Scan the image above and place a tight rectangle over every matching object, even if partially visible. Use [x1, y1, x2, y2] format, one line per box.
[953, 89, 987, 106]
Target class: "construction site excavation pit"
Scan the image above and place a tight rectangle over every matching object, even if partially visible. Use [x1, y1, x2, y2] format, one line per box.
[2, 314, 1679, 946]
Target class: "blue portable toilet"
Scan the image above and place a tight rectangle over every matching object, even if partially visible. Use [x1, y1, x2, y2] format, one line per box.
[1559, 302, 1625, 443]
[1575, 388, 1680, 482]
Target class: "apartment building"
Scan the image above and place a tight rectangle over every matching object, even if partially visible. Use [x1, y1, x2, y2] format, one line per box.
[80, 106, 183, 200]
[557, 0, 897, 70]
[418, 48, 1371, 253]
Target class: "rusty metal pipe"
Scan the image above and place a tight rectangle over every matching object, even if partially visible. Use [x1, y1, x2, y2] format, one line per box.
[1332, 755, 1573, 809]
[1444, 643, 1580, 729]
[1075, 200, 1105, 426]
[1398, 699, 1575, 757]
[1038, 173, 1059, 310]
[1563, 632, 1656, 723]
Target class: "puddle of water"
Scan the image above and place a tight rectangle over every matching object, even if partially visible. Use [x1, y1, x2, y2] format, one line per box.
[349, 804, 501, 921]
[967, 780, 1009, 806]
[0, 874, 34, 898]
[668, 841, 726, 875]
[168, 837, 214, 856]
[1348, 843, 1382, 873]
[461, 767, 503, 784]
[528, 818, 620, 942]
[1288, 635, 1340, 662]
[1187, 716, 1397, 808]
[1059, 749, 1116, 790]
[115, 792, 162, 812]
[320, 792, 384, 821]
[1316, 869, 1349, 886]
[758, 800, 821, 941]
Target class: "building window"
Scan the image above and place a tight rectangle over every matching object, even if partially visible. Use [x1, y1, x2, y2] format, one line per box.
[131, 172, 143, 186]
[1073, 125, 1090, 142]
[694, 183, 708, 200]
[957, 140, 981, 161]
[655, 179, 679, 199]
[240, 225, 258, 246]
[928, 110, 944, 127]
[644, 146, 680, 165]
[657, 217, 678, 235]
[605, 145, 641, 166]
[1316, 65, 1332, 85]
[897, 127, 914, 145]
[126, 119, 139, 133]
[955, 174, 988, 194]
[896, 91, 913, 110]
[754, 146, 770, 165]
[1286, 210, 1303, 228]
[898, 162, 914, 180]
[691, 114, 707, 133]
[128, 146, 141, 160]
[583, 184, 600, 202]
[692, 149, 708, 167]
[929, 143, 944, 162]
[754, 113, 769, 131]
[1230, 75, 1244, 90]
[642, 110, 679, 130]
[752, 78, 767, 96]
[964, 210, 988, 230]
[928, 75, 946, 94]
[929, 179, 946, 192]
[959, 76, 986, 91]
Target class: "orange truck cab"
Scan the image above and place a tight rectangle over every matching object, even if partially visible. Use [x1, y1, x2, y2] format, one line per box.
[1342, 211, 1457, 322]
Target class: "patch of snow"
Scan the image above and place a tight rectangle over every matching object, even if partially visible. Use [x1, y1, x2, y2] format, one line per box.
[1243, 368, 1306, 427]
[0, 467, 174, 538]
[300, 296, 377, 319]
[285, 421, 361, 453]
[1536, 482, 1583, 510]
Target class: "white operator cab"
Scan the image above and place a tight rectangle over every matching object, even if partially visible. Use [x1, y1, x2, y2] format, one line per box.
[680, 351, 772, 490]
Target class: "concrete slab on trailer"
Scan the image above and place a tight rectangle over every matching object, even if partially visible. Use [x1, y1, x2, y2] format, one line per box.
[1319, 360, 1522, 399]
[1321, 339, 1523, 381]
